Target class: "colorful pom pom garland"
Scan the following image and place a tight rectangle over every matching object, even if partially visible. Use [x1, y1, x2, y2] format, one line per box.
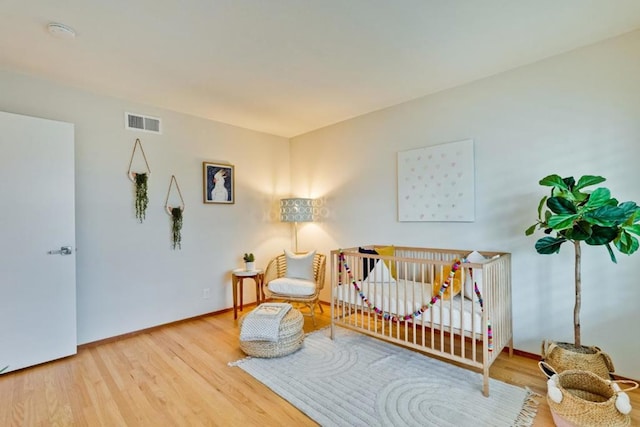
[337, 250, 461, 322]
[337, 250, 493, 351]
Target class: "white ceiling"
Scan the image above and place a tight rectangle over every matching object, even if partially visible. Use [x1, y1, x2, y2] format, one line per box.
[2, 1, 640, 138]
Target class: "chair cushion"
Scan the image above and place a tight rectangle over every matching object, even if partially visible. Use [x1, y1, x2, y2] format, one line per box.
[284, 249, 316, 281]
[268, 277, 316, 296]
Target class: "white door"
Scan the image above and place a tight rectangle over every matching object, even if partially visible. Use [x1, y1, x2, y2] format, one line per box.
[0, 111, 76, 372]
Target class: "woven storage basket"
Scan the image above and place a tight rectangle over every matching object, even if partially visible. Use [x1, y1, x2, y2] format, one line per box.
[542, 340, 615, 379]
[540, 362, 638, 427]
[239, 308, 304, 358]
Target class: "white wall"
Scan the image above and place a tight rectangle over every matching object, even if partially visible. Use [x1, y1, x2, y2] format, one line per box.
[0, 69, 291, 344]
[291, 30, 640, 379]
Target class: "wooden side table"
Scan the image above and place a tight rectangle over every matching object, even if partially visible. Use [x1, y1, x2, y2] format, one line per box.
[231, 269, 265, 319]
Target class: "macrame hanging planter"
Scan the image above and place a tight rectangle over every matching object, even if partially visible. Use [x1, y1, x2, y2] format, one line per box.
[164, 175, 185, 250]
[127, 138, 151, 223]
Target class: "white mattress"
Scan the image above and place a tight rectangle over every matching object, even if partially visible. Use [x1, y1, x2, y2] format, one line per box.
[334, 279, 484, 334]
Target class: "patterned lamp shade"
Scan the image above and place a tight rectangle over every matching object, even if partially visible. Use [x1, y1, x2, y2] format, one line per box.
[280, 198, 314, 222]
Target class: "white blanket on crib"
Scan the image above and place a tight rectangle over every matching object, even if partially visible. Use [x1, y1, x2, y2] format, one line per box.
[335, 279, 483, 334]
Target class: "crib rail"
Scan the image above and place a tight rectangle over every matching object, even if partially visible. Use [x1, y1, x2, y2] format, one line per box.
[330, 245, 512, 396]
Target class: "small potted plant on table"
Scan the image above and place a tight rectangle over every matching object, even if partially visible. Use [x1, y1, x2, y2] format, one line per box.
[243, 253, 255, 271]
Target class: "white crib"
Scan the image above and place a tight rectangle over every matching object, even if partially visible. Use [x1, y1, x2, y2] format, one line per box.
[330, 245, 513, 396]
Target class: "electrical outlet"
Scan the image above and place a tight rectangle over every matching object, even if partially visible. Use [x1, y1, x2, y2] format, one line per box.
[202, 288, 211, 299]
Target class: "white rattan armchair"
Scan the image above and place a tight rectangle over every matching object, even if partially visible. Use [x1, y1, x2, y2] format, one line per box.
[263, 252, 326, 325]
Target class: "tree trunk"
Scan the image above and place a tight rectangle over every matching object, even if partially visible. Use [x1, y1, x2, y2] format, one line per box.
[574, 240, 582, 347]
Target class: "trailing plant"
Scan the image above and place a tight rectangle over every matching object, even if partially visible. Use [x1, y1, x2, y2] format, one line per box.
[243, 253, 255, 262]
[170, 207, 183, 250]
[134, 172, 149, 223]
[525, 174, 640, 347]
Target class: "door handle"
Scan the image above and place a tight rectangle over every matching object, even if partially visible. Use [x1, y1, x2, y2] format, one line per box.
[48, 246, 73, 255]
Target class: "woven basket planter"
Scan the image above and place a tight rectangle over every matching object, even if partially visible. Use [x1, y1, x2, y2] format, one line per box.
[542, 340, 615, 379]
[540, 362, 637, 427]
[239, 308, 304, 358]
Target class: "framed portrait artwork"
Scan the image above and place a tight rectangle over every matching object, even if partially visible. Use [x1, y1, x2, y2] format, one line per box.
[203, 162, 234, 204]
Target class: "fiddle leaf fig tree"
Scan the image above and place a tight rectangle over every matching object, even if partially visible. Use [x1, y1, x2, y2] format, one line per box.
[525, 174, 640, 347]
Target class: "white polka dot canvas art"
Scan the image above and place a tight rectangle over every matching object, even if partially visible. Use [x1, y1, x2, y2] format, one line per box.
[397, 139, 475, 222]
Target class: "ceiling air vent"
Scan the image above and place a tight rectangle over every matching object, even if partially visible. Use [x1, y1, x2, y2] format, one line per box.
[125, 112, 162, 134]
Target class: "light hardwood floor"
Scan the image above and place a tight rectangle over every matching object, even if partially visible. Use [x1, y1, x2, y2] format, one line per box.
[1, 305, 638, 426]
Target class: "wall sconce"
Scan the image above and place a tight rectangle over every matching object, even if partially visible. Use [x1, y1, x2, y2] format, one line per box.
[280, 198, 314, 253]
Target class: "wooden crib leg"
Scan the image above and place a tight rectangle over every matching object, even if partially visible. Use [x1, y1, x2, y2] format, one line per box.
[330, 299, 335, 340]
[483, 367, 490, 397]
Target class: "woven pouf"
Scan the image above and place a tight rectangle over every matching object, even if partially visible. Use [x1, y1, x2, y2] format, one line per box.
[239, 308, 304, 358]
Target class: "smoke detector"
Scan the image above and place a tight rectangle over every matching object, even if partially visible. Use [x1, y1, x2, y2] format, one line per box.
[47, 23, 76, 39]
